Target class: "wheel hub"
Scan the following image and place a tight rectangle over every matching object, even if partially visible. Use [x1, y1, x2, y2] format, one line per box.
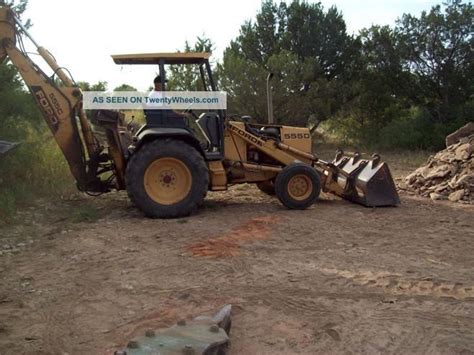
[144, 157, 192, 205]
[160, 171, 175, 186]
[287, 174, 312, 200]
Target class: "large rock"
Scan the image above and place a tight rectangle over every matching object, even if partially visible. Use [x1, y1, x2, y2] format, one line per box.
[430, 192, 447, 201]
[455, 143, 472, 161]
[425, 165, 451, 179]
[446, 122, 474, 147]
[448, 189, 465, 202]
[455, 174, 473, 188]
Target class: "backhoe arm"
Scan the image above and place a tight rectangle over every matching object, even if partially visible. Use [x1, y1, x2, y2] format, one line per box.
[0, 7, 110, 191]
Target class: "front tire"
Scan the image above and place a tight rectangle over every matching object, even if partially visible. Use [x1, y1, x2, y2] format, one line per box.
[275, 163, 321, 210]
[125, 139, 208, 218]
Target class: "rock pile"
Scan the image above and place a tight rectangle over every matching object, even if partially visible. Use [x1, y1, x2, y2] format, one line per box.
[401, 134, 473, 204]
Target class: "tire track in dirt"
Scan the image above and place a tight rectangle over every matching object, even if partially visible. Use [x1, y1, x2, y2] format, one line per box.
[371, 307, 474, 329]
[187, 215, 284, 258]
[319, 268, 474, 300]
[270, 293, 333, 316]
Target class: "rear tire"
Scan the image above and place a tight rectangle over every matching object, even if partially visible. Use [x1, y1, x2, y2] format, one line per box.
[125, 139, 208, 218]
[256, 180, 276, 196]
[275, 163, 321, 210]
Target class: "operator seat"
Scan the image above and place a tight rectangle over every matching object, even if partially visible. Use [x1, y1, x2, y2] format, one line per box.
[260, 127, 280, 140]
[244, 123, 280, 141]
[196, 112, 224, 161]
[196, 112, 221, 150]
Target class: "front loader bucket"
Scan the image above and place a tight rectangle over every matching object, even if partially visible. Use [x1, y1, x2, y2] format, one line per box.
[324, 152, 400, 207]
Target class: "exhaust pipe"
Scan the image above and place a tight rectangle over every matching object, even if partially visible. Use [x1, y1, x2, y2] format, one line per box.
[266, 72, 274, 124]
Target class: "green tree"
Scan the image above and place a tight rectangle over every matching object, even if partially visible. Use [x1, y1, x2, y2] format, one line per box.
[217, 53, 267, 119]
[331, 25, 410, 142]
[396, 0, 473, 123]
[77, 81, 108, 91]
[0, 0, 31, 27]
[167, 36, 215, 91]
[219, 0, 358, 128]
[335, 1, 473, 149]
[113, 83, 137, 91]
[0, 1, 38, 131]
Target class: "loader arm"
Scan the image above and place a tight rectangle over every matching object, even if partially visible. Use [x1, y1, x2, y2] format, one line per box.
[0, 7, 124, 192]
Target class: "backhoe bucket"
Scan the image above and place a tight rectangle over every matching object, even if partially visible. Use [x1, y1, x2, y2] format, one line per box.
[324, 152, 400, 207]
[0, 140, 19, 156]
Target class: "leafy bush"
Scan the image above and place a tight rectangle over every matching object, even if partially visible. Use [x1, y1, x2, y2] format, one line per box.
[378, 107, 434, 150]
[0, 120, 74, 222]
[379, 102, 473, 150]
[0, 64, 73, 223]
[325, 100, 473, 151]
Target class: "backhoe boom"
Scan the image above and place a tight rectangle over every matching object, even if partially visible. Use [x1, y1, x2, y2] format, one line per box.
[0, 7, 121, 192]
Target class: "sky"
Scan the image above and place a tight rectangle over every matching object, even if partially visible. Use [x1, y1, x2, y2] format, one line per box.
[19, 0, 442, 91]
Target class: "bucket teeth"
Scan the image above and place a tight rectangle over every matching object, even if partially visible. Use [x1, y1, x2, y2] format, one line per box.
[352, 151, 361, 162]
[334, 149, 344, 161]
[371, 153, 381, 167]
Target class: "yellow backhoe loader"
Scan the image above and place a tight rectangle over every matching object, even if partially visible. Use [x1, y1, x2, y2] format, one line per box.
[0, 6, 399, 218]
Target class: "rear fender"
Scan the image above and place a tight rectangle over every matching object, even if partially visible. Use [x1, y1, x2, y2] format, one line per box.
[131, 126, 205, 157]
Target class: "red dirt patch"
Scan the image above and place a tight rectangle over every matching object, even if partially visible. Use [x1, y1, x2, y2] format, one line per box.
[188, 215, 282, 258]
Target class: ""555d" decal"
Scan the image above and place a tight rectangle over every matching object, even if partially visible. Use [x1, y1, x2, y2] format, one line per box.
[284, 133, 310, 139]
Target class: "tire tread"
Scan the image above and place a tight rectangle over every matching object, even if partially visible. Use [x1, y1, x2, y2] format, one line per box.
[125, 138, 209, 218]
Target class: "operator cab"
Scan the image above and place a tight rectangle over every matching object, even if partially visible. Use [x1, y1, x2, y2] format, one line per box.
[111, 52, 224, 160]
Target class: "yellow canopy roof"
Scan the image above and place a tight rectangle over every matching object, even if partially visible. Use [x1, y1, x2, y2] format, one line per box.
[111, 52, 211, 65]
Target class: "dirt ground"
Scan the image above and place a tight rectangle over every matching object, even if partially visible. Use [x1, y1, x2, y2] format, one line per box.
[0, 152, 473, 354]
